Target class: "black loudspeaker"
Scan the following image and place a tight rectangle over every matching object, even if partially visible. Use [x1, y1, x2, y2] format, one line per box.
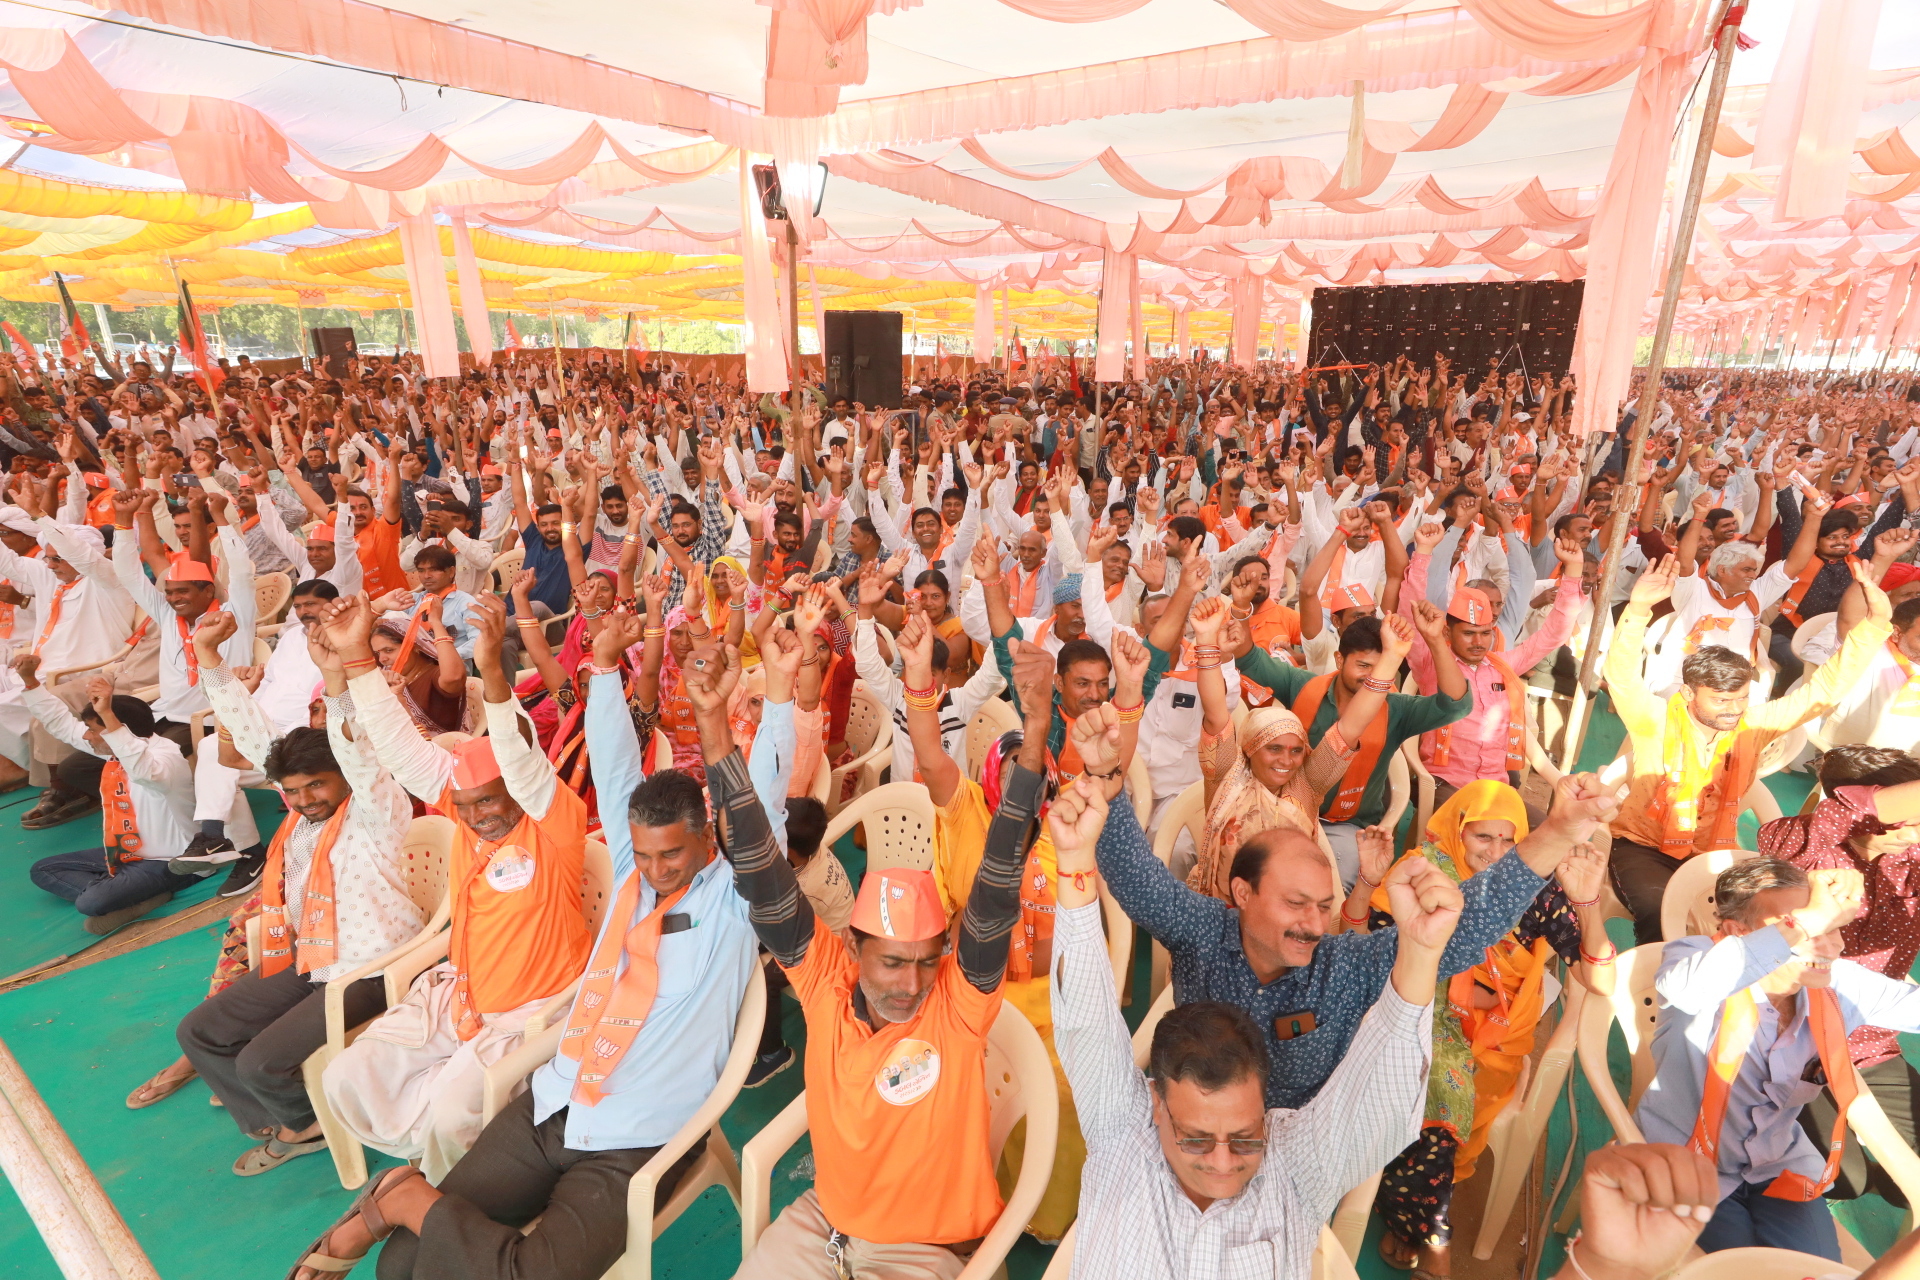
[1306, 281, 1584, 378]
[308, 326, 358, 371]
[823, 311, 903, 409]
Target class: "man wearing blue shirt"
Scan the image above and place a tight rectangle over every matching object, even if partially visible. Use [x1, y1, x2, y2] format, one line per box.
[286, 613, 757, 1280]
[1636, 857, 1920, 1259]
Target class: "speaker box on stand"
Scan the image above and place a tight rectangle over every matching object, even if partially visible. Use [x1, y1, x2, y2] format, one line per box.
[823, 311, 904, 409]
[308, 326, 358, 374]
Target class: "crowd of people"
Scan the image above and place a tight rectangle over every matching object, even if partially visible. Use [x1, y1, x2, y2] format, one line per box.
[1, 340, 1918, 1279]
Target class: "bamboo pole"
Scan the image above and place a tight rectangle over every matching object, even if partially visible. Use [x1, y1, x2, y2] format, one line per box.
[1561, 1, 1746, 773]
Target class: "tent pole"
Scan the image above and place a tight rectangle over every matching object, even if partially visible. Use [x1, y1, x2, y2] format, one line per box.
[786, 218, 803, 418]
[1564, 0, 1745, 773]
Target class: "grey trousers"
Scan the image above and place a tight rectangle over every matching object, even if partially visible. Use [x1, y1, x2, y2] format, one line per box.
[376, 1090, 700, 1280]
[176, 964, 386, 1137]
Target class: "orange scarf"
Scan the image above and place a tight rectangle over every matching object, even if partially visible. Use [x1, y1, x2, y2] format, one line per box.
[560, 871, 699, 1105]
[1780, 555, 1859, 627]
[100, 759, 142, 874]
[1430, 653, 1525, 774]
[259, 801, 352, 976]
[393, 587, 454, 671]
[1692, 985, 1855, 1201]
[1646, 697, 1762, 857]
[1293, 673, 1390, 822]
[1006, 564, 1040, 617]
[30, 579, 77, 656]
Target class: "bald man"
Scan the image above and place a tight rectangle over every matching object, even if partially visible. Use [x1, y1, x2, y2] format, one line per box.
[1090, 754, 1617, 1107]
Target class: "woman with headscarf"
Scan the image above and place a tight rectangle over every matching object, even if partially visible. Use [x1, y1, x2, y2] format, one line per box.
[1186, 595, 1415, 900]
[634, 568, 711, 784]
[1360, 780, 1615, 1279]
[367, 589, 471, 736]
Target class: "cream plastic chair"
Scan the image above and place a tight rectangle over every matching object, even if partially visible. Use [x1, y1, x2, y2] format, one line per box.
[1658, 848, 1755, 943]
[1740, 725, 1807, 827]
[1672, 1248, 1858, 1280]
[806, 749, 831, 806]
[489, 546, 525, 594]
[477, 966, 769, 1280]
[1470, 983, 1587, 1259]
[245, 816, 455, 1190]
[253, 570, 293, 625]
[1042, 1223, 1366, 1280]
[826, 684, 894, 816]
[820, 780, 937, 873]
[1124, 749, 1153, 825]
[1147, 780, 1207, 1000]
[1384, 749, 1411, 849]
[966, 696, 1022, 781]
[1400, 739, 1438, 856]
[1100, 880, 1136, 1007]
[738, 1002, 1058, 1280]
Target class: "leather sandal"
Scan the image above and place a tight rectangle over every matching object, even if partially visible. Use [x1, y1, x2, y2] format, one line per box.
[125, 1062, 197, 1109]
[284, 1167, 426, 1280]
[233, 1132, 329, 1176]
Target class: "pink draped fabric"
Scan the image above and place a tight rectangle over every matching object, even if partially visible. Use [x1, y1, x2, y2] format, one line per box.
[974, 283, 995, 365]
[1231, 274, 1262, 366]
[1876, 263, 1915, 351]
[449, 217, 494, 365]
[1754, 0, 1883, 223]
[1173, 306, 1191, 357]
[1095, 250, 1133, 382]
[1130, 272, 1147, 380]
[739, 157, 789, 393]
[397, 213, 460, 378]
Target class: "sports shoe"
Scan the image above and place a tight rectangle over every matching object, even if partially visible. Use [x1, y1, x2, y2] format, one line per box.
[744, 1045, 795, 1088]
[170, 833, 240, 870]
[217, 847, 267, 898]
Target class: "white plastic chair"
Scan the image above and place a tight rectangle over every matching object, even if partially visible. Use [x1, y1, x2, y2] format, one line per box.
[1470, 984, 1586, 1259]
[253, 570, 292, 625]
[1672, 1248, 1858, 1280]
[738, 1002, 1058, 1280]
[827, 685, 894, 816]
[489, 546, 525, 594]
[1658, 848, 1755, 943]
[478, 966, 769, 1280]
[820, 780, 937, 873]
[245, 815, 455, 1190]
[966, 696, 1021, 781]
[1044, 1222, 1361, 1280]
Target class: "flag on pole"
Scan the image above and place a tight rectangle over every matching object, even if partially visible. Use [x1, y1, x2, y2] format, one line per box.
[504, 317, 523, 350]
[1, 320, 33, 362]
[172, 274, 223, 392]
[52, 272, 89, 359]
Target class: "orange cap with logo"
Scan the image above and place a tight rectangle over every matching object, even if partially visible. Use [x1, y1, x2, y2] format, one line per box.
[851, 868, 947, 941]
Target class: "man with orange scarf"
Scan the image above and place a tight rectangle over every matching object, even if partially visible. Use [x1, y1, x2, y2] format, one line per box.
[318, 591, 592, 1183]
[1636, 858, 1920, 1258]
[174, 613, 424, 1177]
[1605, 555, 1894, 946]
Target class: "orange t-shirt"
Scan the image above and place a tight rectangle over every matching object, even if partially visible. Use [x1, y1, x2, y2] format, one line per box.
[1200, 504, 1253, 538]
[357, 517, 407, 599]
[443, 781, 591, 1031]
[785, 916, 1004, 1244]
[1240, 599, 1303, 706]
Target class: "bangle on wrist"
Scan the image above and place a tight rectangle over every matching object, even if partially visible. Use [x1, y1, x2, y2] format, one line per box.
[1341, 905, 1369, 924]
[1564, 891, 1601, 908]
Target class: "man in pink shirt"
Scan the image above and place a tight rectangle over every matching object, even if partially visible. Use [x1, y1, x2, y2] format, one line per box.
[1400, 536, 1586, 825]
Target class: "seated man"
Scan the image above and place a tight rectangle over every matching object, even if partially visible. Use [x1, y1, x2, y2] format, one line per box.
[319, 591, 592, 1182]
[1605, 555, 1894, 945]
[1091, 695, 1616, 1108]
[1762, 745, 1920, 1208]
[285, 613, 759, 1280]
[174, 614, 423, 1175]
[378, 544, 479, 661]
[21, 661, 198, 933]
[1045, 765, 1462, 1277]
[1638, 858, 1920, 1258]
[704, 635, 1043, 1278]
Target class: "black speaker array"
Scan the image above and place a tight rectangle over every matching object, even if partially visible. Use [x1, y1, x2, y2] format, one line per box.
[1306, 280, 1584, 376]
[823, 311, 904, 409]
[308, 326, 359, 370]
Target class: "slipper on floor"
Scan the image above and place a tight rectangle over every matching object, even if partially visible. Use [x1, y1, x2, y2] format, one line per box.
[1376, 1238, 1417, 1273]
[233, 1133, 329, 1177]
[284, 1166, 425, 1280]
[125, 1065, 197, 1109]
[21, 794, 100, 830]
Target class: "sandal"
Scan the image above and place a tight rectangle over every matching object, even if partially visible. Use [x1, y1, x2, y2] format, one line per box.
[1377, 1236, 1417, 1273]
[126, 1062, 197, 1109]
[233, 1132, 329, 1177]
[285, 1166, 425, 1280]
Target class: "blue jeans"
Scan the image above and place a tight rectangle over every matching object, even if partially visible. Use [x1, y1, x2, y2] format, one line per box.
[29, 847, 202, 917]
[1696, 1180, 1841, 1259]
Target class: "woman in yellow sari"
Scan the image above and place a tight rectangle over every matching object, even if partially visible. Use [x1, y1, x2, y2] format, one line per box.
[1361, 781, 1616, 1279]
[1187, 596, 1416, 900]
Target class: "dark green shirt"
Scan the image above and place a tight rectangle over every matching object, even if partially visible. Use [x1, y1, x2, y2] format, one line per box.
[1235, 645, 1473, 827]
[990, 623, 1174, 757]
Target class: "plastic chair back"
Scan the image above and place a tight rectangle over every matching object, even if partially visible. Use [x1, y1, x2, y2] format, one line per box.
[1658, 848, 1753, 943]
[967, 696, 1021, 781]
[582, 838, 614, 935]
[843, 687, 886, 758]
[489, 547, 525, 594]
[399, 815, 455, 918]
[1672, 1247, 1858, 1280]
[1575, 942, 1666, 1144]
[820, 782, 937, 873]
[253, 571, 292, 625]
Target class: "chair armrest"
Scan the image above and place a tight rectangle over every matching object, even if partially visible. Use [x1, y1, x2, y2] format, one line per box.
[739, 1092, 810, 1256]
[40, 647, 130, 683]
[833, 722, 893, 783]
[524, 982, 580, 1037]
[480, 1021, 564, 1126]
[322, 923, 450, 1051]
[1526, 734, 1564, 785]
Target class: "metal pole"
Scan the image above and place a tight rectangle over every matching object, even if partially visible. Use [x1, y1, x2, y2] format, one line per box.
[547, 295, 564, 394]
[1564, 1, 1745, 771]
[786, 217, 803, 418]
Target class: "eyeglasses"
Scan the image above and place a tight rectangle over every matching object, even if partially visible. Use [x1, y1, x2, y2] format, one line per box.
[1171, 1133, 1268, 1157]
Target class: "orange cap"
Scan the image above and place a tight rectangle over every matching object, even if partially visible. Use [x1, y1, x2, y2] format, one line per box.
[851, 868, 948, 941]
[165, 557, 215, 583]
[1330, 583, 1375, 613]
[1447, 586, 1494, 625]
[449, 737, 502, 790]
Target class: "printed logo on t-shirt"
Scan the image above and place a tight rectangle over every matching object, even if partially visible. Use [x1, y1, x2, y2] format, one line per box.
[874, 1039, 941, 1106]
[485, 846, 537, 893]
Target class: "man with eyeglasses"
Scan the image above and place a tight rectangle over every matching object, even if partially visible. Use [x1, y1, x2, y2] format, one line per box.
[1041, 704, 1463, 1277]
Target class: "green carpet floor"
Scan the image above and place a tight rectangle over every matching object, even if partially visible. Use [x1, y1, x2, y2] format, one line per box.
[0, 788, 288, 982]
